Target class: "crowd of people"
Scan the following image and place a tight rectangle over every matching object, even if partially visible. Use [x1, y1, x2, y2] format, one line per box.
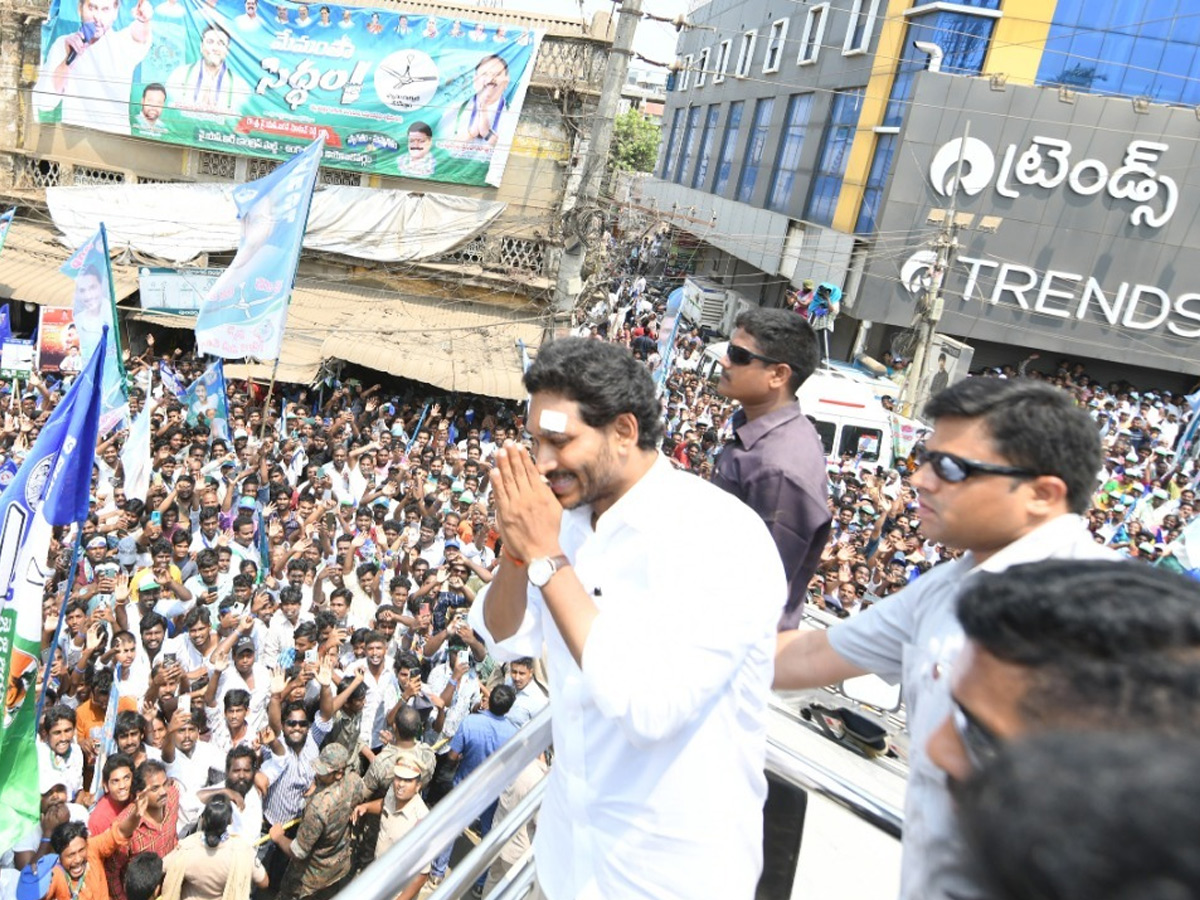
[2, 231, 1200, 900]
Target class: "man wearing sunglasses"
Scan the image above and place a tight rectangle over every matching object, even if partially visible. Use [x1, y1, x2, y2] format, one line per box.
[713, 308, 831, 630]
[773, 377, 1112, 900]
[927, 558, 1200, 785]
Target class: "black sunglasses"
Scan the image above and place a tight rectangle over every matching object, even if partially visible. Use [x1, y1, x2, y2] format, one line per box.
[952, 700, 1001, 770]
[726, 344, 784, 367]
[913, 444, 1038, 484]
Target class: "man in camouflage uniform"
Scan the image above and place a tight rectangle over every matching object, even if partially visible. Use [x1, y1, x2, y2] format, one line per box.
[269, 744, 366, 900]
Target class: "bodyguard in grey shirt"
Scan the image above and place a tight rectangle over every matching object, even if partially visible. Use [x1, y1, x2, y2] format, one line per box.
[773, 377, 1110, 899]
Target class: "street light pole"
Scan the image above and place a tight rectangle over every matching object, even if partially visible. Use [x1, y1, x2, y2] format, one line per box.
[899, 121, 970, 418]
[547, 0, 645, 342]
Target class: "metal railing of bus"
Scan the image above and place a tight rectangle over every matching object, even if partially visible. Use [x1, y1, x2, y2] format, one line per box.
[340, 700, 903, 900]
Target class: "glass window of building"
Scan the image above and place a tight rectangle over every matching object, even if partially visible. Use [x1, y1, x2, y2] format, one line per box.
[1036, 0, 1200, 105]
[712, 100, 743, 195]
[764, 18, 790, 73]
[692, 105, 721, 190]
[843, 0, 882, 54]
[680, 54, 693, 90]
[805, 88, 863, 225]
[798, 4, 829, 65]
[714, 39, 731, 83]
[736, 29, 758, 77]
[661, 106, 685, 179]
[855, 132, 896, 233]
[736, 97, 775, 203]
[675, 106, 702, 185]
[696, 47, 710, 87]
[766, 93, 814, 213]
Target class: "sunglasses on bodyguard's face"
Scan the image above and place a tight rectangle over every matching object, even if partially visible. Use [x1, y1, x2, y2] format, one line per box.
[913, 444, 1039, 484]
[726, 344, 784, 367]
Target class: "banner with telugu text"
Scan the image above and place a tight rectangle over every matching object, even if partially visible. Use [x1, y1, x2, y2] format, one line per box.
[34, 0, 542, 188]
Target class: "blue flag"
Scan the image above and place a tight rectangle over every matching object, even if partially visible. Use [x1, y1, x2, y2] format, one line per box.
[0, 332, 105, 849]
[183, 359, 231, 441]
[655, 286, 686, 394]
[159, 361, 187, 400]
[0, 209, 14, 257]
[61, 226, 128, 433]
[196, 139, 324, 360]
[0, 303, 11, 348]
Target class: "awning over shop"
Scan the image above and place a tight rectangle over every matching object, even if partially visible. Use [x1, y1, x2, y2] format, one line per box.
[47, 184, 507, 265]
[124, 281, 546, 399]
[0, 221, 139, 307]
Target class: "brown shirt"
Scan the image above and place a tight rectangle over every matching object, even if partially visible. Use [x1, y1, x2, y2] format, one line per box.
[713, 404, 832, 629]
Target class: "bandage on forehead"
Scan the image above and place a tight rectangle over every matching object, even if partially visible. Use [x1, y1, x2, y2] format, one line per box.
[539, 410, 568, 434]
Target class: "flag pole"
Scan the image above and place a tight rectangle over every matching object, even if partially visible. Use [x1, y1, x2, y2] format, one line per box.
[34, 525, 85, 724]
[259, 352, 282, 443]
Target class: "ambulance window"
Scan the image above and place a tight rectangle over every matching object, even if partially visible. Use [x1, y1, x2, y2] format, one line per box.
[813, 420, 836, 455]
[840, 426, 882, 461]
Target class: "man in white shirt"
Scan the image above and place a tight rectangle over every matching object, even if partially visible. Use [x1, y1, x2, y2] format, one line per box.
[774, 377, 1112, 900]
[33, 0, 154, 135]
[470, 339, 784, 900]
[505, 656, 547, 728]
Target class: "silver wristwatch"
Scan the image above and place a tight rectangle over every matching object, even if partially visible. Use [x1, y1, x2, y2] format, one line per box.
[527, 554, 570, 588]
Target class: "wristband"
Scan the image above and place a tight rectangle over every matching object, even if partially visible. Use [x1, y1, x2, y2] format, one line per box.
[502, 548, 525, 567]
[448, 678, 459, 687]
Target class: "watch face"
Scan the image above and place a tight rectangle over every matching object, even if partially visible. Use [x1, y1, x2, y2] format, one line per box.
[528, 558, 553, 587]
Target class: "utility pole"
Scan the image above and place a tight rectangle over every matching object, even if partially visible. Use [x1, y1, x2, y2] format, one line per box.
[547, 0, 644, 342]
[898, 121, 969, 418]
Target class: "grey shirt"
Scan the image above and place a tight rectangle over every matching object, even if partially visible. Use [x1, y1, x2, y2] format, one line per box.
[713, 404, 831, 629]
[828, 514, 1114, 900]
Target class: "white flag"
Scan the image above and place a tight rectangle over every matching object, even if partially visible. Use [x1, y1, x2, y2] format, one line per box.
[121, 399, 153, 502]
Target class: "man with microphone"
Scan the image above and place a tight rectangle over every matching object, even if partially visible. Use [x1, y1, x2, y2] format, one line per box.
[33, 0, 153, 136]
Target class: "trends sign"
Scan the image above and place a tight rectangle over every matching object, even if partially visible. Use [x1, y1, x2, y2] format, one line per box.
[859, 72, 1200, 375]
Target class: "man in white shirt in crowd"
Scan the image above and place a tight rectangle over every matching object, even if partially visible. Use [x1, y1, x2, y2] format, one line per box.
[505, 656, 547, 728]
[773, 377, 1112, 900]
[470, 338, 784, 900]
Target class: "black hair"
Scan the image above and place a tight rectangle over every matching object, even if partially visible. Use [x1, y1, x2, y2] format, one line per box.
[395, 651, 421, 674]
[489, 683, 517, 716]
[181, 607, 209, 630]
[363, 630, 385, 645]
[141, 83, 166, 101]
[223, 689, 251, 711]
[149, 538, 171, 557]
[50, 821, 89, 854]
[511, 657, 535, 670]
[124, 852, 163, 900]
[924, 378, 1100, 514]
[200, 795, 233, 849]
[524, 338, 663, 450]
[139, 612, 167, 634]
[294, 621, 318, 643]
[960, 733, 1200, 900]
[114, 709, 145, 738]
[733, 307, 819, 392]
[90, 667, 115, 695]
[41, 704, 75, 734]
[103, 751, 136, 783]
[132, 758, 168, 794]
[393, 704, 423, 740]
[958, 560, 1200, 729]
[279, 585, 302, 606]
[226, 743, 259, 773]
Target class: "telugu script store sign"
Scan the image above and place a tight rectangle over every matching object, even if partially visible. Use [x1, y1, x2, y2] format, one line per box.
[867, 73, 1200, 374]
